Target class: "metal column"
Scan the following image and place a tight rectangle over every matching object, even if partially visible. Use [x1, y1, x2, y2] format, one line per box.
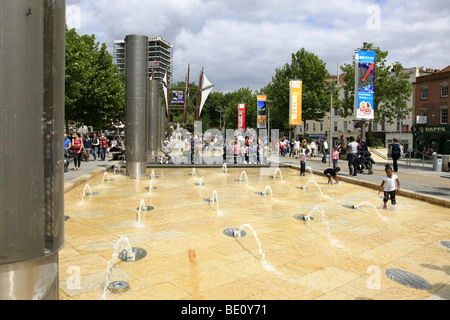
[159, 96, 166, 146]
[125, 34, 148, 178]
[0, 0, 66, 300]
[147, 79, 160, 158]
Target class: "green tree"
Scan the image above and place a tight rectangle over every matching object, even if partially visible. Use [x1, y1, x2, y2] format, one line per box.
[262, 48, 331, 131]
[65, 27, 125, 131]
[199, 91, 227, 129]
[338, 43, 413, 125]
[222, 87, 258, 130]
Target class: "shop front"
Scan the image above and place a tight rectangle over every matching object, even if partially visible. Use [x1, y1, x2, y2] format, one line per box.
[412, 125, 450, 154]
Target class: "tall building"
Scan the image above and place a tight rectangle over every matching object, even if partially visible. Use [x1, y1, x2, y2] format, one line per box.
[114, 36, 173, 87]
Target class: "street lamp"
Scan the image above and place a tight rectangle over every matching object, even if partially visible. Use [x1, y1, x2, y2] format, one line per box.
[325, 79, 336, 168]
[215, 108, 224, 134]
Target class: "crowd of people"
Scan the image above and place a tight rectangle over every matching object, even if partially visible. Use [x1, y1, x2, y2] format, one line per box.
[64, 132, 125, 171]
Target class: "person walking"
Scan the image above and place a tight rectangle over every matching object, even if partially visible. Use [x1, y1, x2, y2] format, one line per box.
[72, 132, 83, 171]
[64, 133, 71, 158]
[100, 135, 109, 161]
[321, 137, 329, 164]
[83, 134, 93, 162]
[388, 138, 403, 172]
[294, 137, 301, 159]
[346, 136, 359, 177]
[233, 140, 240, 164]
[310, 140, 316, 157]
[92, 133, 100, 161]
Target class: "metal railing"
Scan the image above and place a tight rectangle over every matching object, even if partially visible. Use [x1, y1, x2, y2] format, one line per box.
[404, 149, 433, 167]
[370, 148, 433, 167]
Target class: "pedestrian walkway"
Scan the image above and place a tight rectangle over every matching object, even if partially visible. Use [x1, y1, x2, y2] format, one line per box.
[64, 155, 121, 192]
[276, 152, 450, 208]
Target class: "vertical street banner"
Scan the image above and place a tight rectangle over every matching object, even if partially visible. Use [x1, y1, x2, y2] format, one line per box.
[355, 50, 376, 120]
[238, 103, 246, 130]
[257, 95, 267, 129]
[289, 80, 302, 125]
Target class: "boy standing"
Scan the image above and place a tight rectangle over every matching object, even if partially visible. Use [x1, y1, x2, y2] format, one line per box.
[379, 165, 400, 210]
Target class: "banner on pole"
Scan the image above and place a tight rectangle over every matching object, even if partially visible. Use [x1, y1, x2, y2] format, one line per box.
[355, 50, 375, 120]
[289, 80, 302, 125]
[238, 103, 246, 130]
[257, 95, 267, 129]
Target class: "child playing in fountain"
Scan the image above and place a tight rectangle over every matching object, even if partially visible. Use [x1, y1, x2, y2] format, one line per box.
[324, 167, 340, 185]
[299, 148, 311, 176]
[379, 165, 400, 210]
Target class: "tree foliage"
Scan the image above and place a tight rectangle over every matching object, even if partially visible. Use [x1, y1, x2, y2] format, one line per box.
[338, 43, 413, 125]
[262, 48, 331, 130]
[65, 27, 125, 131]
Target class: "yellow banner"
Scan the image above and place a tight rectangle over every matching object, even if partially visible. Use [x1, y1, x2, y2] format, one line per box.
[290, 80, 302, 125]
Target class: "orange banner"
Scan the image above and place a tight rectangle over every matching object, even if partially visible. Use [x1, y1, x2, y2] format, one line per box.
[290, 80, 302, 125]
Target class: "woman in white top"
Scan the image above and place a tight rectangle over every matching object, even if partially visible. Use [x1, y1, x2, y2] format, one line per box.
[294, 138, 301, 159]
[346, 136, 359, 176]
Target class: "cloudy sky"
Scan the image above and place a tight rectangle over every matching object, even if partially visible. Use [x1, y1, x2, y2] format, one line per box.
[66, 0, 450, 93]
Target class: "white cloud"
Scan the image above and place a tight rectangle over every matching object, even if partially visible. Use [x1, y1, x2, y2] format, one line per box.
[66, 0, 450, 92]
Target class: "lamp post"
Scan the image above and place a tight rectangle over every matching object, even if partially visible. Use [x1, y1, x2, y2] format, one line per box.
[215, 108, 224, 134]
[325, 79, 336, 167]
[266, 99, 272, 145]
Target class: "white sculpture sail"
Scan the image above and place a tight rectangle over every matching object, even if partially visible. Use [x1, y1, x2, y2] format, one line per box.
[162, 70, 169, 114]
[199, 73, 214, 116]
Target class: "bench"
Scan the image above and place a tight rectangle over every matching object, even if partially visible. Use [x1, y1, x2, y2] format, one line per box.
[147, 155, 160, 164]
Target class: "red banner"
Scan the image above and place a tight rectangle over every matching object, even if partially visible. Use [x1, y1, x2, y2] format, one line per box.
[238, 103, 246, 130]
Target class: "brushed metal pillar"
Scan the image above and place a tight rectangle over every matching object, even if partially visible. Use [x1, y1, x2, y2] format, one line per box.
[159, 96, 166, 146]
[147, 79, 160, 158]
[125, 34, 148, 178]
[0, 0, 65, 300]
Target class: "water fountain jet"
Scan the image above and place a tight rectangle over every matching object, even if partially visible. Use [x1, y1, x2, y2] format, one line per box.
[256, 186, 273, 197]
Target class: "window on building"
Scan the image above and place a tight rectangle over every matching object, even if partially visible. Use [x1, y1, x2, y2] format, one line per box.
[334, 109, 338, 116]
[305, 123, 309, 131]
[319, 122, 324, 132]
[441, 108, 448, 124]
[334, 121, 338, 131]
[442, 83, 449, 98]
[421, 87, 428, 100]
[312, 123, 316, 132]
[344, 121, 348, 132]
[373, 122, 378, 131]
[420, 109, 428, 117]
[396, 120, 401, 131]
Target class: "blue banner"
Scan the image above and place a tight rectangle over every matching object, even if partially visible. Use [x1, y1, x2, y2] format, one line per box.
[356, 50, 375, 119]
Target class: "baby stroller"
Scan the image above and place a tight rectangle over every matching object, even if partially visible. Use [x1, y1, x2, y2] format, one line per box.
[64, 152, 70, 173]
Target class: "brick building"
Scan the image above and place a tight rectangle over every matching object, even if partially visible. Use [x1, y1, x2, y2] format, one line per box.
[412, 66, 450, 154]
